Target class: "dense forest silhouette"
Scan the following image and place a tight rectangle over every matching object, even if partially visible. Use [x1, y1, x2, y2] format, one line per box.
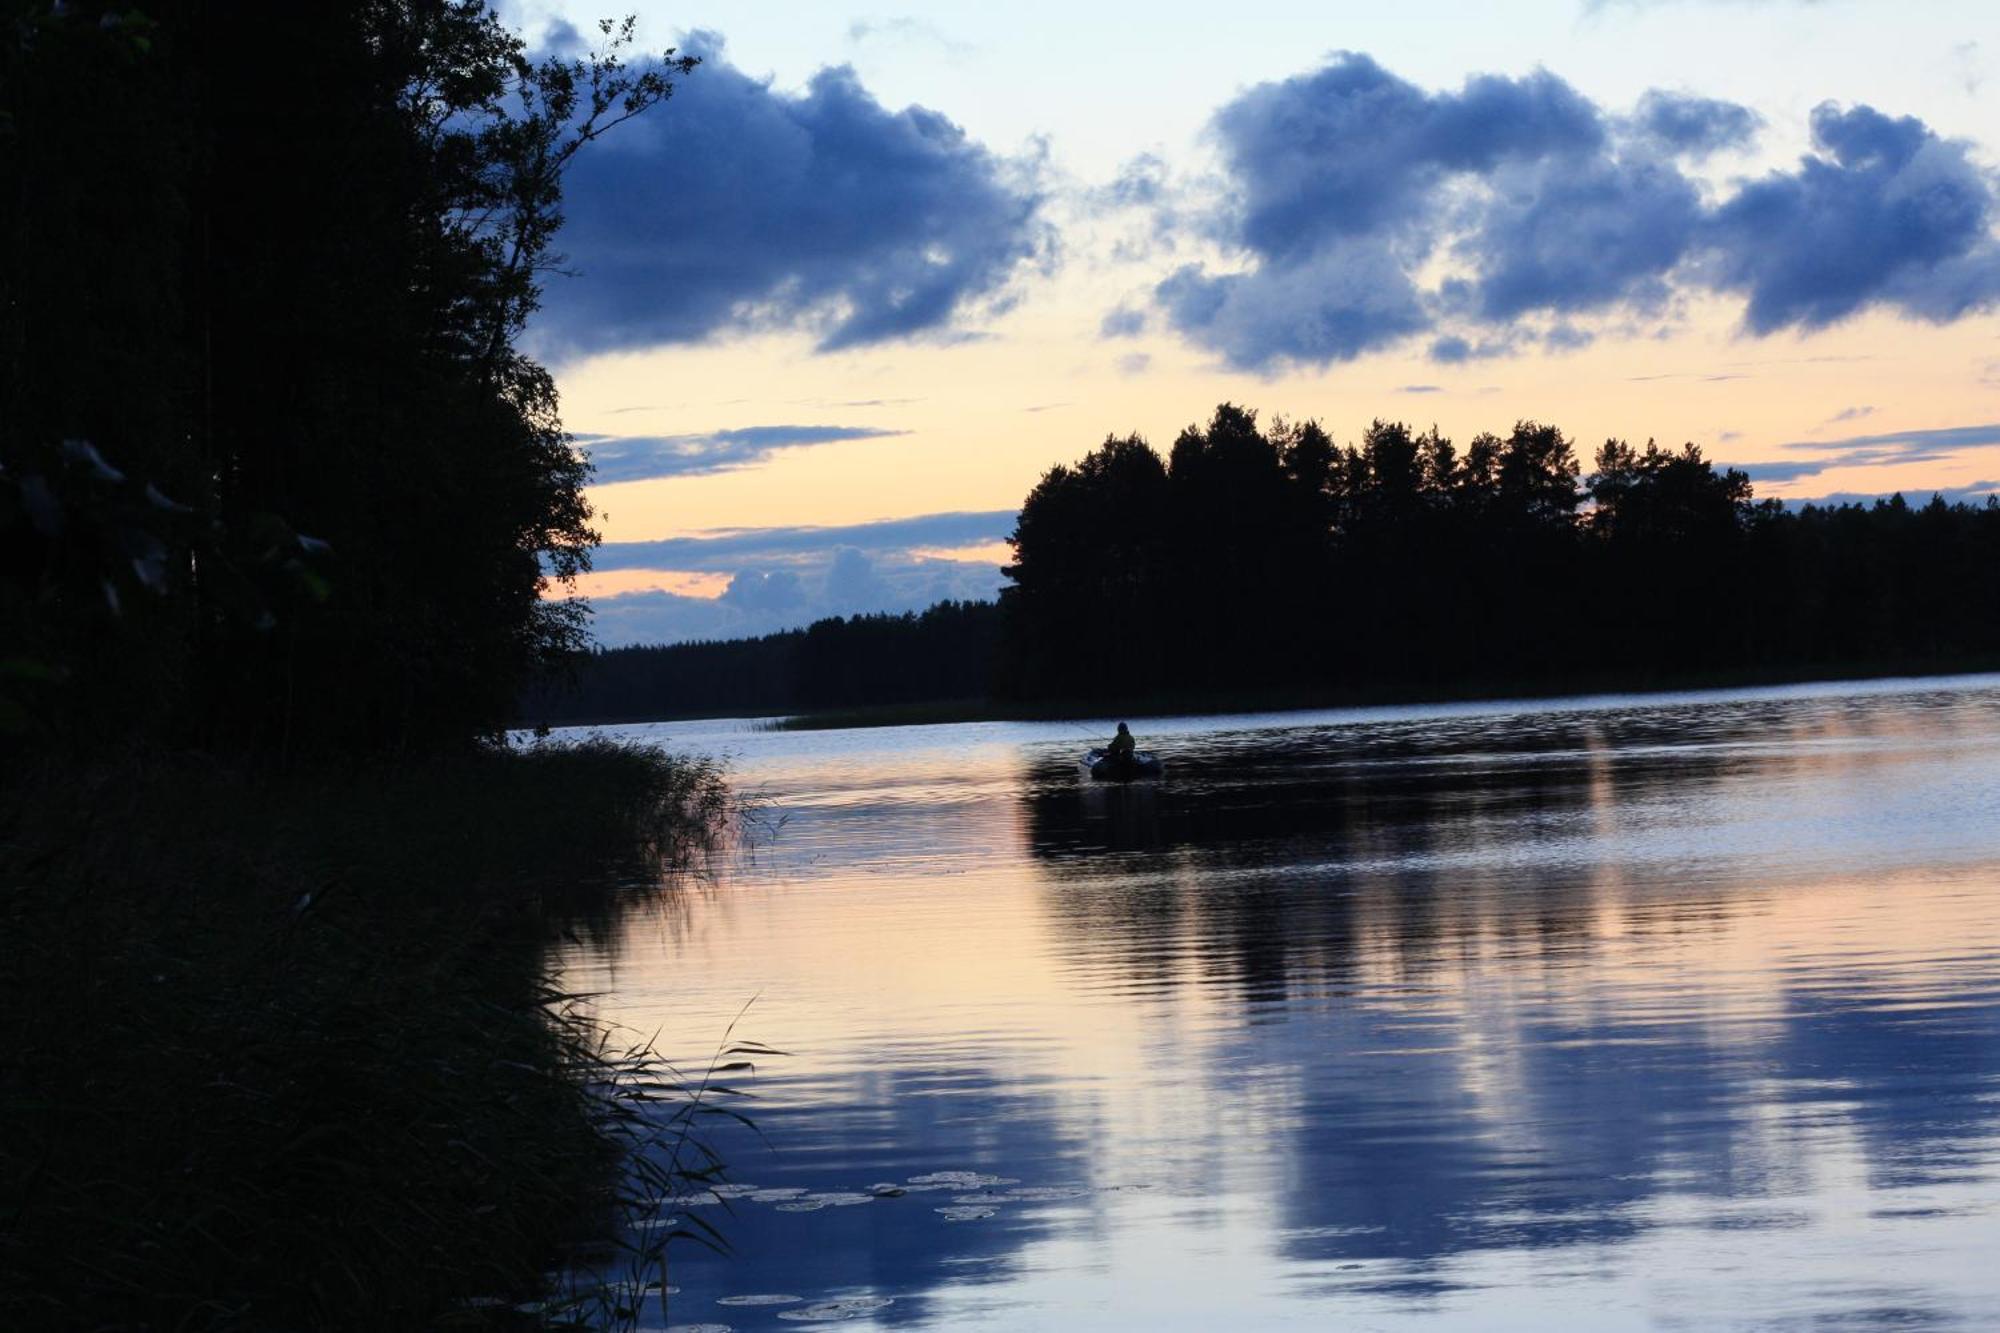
[1002, 406, 2000, 699]
[528, 600, 1000, 723]
[3, 3, 690, 754]
[538, 404, 2000, 723]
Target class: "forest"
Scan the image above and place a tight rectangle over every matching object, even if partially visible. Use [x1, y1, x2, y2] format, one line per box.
[539, 404, 2000, 724]
[526, 599, 1001, 724]
[999, 405, 2000, 699]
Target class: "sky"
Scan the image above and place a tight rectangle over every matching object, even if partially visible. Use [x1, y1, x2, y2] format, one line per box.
[506, 0, 2000, 646]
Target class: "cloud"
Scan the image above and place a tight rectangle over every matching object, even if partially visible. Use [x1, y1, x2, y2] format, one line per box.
[581, 511, 1019, 643]
[590, 509, 1017, 572]
[1400, 384, 1443, 394]
[587, 539, 1007, 646]
[1151, 54, 1998, 369]
[1099, 306, 1146, 337]
[1726, 421, 2000, 484]
[845, 16, 972, 57]
[1631, 90, 1761, 156]
[1094, 153, 1173, 211]
[1159, 238, 1430, 368]
[1827, 405, 1875, 424]
[1780, 422, 2000, 455]
[822, 546, 894, 609]
[533, 33, 1049, 359]
[1429, 333, 1517, 363]
[717, 568, 806, 612]
[575, 424, 906, 483]
[1705, 103, 2000, 333]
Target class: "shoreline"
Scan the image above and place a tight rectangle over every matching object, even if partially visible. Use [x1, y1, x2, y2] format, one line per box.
[767, 657, 2000, 732]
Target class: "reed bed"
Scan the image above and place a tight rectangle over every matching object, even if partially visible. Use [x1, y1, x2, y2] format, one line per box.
[0, 740, 736, 1330]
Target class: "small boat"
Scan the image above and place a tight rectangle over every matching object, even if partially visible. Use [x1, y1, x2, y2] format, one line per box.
[1081, 747, 1165, 782]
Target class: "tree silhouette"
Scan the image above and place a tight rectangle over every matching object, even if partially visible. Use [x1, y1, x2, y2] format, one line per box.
[3, 4, 693, 753]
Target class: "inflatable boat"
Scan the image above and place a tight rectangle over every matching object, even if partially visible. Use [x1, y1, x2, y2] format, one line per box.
[1081, 747, 1165, 782]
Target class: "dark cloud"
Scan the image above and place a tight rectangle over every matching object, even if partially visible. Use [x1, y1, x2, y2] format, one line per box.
[1400, 384, 1444, 394]
[1429, 333, 1518, 364]
[1780, 422, 2000, 455]
[1828, 405, 1875, 423]
[1160, 55, 1607, 367]
[717, 568, 806, 612]
[1632, 90, 1761, 156]
[1726, 421, 2000, 484]
[1705, 103, 2000, 333]
[1155, 55, 1998, 369]
[534, 33, 1049, 359]
[1210, 55, 1602, 260]
[1158, 240, 1430, 368]
[591, 509, 1016, 573]
[575, 424, 905, 484]
[1731, 457, 1845, 484]
[1099, 306, 1146, 338]
[1466, 153, 1700, 319]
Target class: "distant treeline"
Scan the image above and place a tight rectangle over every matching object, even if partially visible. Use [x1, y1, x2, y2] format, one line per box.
[1002, 405, 2000, 698]
[525, 599, 1001, 723]
[544, 404, 2000, 723]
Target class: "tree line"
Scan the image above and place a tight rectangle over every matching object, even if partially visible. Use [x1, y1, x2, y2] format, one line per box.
[526, 600, 1001, 724]
[998, 405, 2000, 699]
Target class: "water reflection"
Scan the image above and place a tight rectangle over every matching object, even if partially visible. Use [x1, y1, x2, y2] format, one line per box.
[563, 676, 2000, 1330]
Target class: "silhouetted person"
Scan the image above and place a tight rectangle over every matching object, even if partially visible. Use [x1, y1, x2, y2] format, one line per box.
[1107, 722, 1136, 761]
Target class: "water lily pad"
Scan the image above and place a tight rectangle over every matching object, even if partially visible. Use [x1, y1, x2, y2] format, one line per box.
[935, 1205, 997, 1222]
[717, 1293, 804, 1306]
[630, 1215, 682, 1234]
[1000, 1186, 1089, 1203]
[709, 1183, 762, 1198]
[747, 1187, 808, 1202]
[776, 1296, 894, 1322]
[908, 1171, 1018, 1188]
[665, 1324, 733, 1333]
[867, 1183, 907, 1198]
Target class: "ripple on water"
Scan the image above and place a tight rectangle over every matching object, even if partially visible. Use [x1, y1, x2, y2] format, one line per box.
[775, 1295, 895, 1322]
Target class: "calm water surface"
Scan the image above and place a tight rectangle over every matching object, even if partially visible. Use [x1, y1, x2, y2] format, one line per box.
[557, 675, 2000, 1330]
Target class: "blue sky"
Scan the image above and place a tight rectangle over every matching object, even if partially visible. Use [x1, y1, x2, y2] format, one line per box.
[504, 0, 2000, 645]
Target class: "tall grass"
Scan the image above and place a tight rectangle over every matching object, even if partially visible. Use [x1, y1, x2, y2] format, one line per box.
[0, 739, 738, 1330]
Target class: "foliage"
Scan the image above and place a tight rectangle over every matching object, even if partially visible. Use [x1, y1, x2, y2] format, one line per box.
[999, 404, 2000, 699]
[0, 2, 695, 754]
[0, 740, 740, 1330]
[523, 600, 1003, 725]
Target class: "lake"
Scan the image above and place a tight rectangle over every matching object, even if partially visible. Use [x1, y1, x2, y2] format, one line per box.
[556, 674, 2000, 1330]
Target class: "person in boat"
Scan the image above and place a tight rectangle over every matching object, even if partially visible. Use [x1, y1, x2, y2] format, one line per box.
[1106, 722, 1136, 762]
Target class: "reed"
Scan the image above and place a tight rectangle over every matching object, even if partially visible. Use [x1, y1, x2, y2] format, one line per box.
[0, 739, 736, 1330]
